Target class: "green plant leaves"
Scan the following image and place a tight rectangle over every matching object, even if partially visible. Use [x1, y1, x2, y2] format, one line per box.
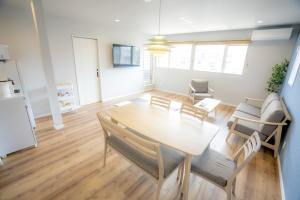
[266, 59, 289, 93]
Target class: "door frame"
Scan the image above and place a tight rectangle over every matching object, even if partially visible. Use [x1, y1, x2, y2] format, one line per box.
[71, 35, 103, 106]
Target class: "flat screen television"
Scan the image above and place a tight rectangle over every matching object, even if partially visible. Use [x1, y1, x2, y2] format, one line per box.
[112, 44, 140, 67]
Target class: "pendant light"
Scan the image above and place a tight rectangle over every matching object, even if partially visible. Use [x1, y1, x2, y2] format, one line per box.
[145, 0, 171, 55]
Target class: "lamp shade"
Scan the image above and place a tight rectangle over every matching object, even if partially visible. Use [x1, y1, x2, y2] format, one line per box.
[145, 35, 172, 55]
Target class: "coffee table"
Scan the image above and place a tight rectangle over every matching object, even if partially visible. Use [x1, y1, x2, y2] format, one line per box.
[194, 98, 221, 117]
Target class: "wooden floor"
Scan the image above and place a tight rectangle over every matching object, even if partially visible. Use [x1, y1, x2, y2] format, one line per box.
[0, 90, 281, 200]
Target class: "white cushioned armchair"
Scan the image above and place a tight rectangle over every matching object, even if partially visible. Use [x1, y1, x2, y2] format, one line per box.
[189, 79, 215, 104]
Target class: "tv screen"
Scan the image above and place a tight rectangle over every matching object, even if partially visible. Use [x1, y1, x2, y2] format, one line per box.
[113, 44, 140, 67]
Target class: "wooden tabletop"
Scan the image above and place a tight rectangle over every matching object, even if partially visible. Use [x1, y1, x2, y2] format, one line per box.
[107, 103, 219, 156]
[194, 98, 221, 112]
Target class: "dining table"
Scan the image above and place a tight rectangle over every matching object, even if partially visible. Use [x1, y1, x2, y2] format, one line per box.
[106, 102, 220, 200]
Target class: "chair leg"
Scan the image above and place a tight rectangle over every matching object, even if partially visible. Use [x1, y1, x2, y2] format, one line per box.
[156, 179, 163, 200]
[177, 164, 182, 181]
[103, 141, 107, 167]
[226, 132, 232, 142]
[179, 163, 184, 185]
[226, 186, 232, 200]
[232, 179, 236, 196]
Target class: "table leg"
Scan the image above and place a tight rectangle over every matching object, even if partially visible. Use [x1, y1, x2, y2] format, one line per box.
[182, 154, 192, 200]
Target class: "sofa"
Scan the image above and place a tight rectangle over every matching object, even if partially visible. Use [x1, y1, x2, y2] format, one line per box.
[227, 93, 291, 157]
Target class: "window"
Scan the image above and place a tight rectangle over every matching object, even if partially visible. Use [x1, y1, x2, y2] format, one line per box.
[169, 44, 192, 69]
[156, 44, 192, 70]
[143, 50, 153, 85]
[223, 45, 248, 74]
[156, 53, 169, 68]
[193, 44, 248, 74]
[193, 45, 225, 72]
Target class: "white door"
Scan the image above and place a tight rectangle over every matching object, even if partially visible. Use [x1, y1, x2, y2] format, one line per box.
[72, 37, 101, 105]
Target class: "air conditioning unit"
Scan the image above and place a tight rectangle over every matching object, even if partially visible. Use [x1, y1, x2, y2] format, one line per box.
[0, 44, 10, 61]
[251, 28, 293, 41]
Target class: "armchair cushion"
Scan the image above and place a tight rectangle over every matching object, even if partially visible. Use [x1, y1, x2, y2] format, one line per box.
[191, 79, 209, 93]
[194, 93, 213, 99]
[191, 148, 236, 187]
[259, 100, 285, 137]
[227, 111, 268, 141]
[261, 93, 280, 114]
[236, 102, 261, 118]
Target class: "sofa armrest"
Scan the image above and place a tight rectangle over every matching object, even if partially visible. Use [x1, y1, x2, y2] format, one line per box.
[208, 87, 215, 94]
[245, 97, 264, 104]
[189, 84, 196, 94]
[233, 114, 287, 126]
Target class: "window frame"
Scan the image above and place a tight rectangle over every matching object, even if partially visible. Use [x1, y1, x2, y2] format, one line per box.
[192, 44, 248, 75]
[155, 44, 194, 70]
[143, 49, 154, 86]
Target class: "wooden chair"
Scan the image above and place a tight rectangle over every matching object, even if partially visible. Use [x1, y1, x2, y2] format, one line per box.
[150, 96, 171, 110]
[181, 132, 261, 200]
[97, 112, 185, 200]
[180, 103, 208, 121]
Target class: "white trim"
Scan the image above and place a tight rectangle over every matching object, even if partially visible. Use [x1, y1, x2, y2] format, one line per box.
[54, 123, 64, 130]
[101, 89, 149, 102]
[153, 87, 236, 107]
[34, 112, 51, 119]
[277, 156, 286, 200]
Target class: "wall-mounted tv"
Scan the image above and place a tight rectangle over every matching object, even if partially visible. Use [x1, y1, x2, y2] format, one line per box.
[113, 44, 140, 67]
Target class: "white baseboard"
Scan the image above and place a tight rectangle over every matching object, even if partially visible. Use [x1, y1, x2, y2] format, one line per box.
[35, 112, 51, 119]
[277, 156, 286, 200]
[54, 123, 64, 130]
[101, 89, 148, 102]
[153, 87, 237, 107]
[153, 88, 189, 97]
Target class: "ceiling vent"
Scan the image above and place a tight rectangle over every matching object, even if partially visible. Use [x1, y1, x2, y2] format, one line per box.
[251, 28, 293, 41]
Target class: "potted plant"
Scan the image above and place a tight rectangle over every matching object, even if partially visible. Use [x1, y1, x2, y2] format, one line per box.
[266, 59, 289, 93]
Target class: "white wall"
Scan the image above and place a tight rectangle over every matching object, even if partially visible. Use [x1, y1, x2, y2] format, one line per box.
[154, 30, 297, 105]
[0, 2, 148, 117]
[0, 3, 50, 117]
[46, 15, 147, 105]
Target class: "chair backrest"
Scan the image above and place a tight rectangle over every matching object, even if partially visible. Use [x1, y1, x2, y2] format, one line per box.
[231, 132, 261, 181]
[180, 103, 207, 121]
[191, 79, 209, 93]
[150, 96, 171, 110]
[97, 112, 164, 175]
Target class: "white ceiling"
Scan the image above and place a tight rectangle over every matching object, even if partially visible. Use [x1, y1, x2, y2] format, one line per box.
[4, 0, 300, 34]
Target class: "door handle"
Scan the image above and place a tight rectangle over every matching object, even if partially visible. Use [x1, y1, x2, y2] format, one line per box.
[96, 68, 99, 77]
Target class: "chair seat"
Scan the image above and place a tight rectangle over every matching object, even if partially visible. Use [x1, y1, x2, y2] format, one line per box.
[107, 135, 184, 179]
[191, 148, 237, 187]
[194, 93, 213, 99]
[227, 111, 268, 141]
[236, 102, 261, 118]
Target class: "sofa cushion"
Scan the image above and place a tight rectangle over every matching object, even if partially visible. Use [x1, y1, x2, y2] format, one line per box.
[191, 79, 208, 93]
[191, 148, 236, 187]
[227, 111, 267, 141]
[107, 135, 184, 179]
[261, 93, 280, 114]
[259, 100, 285, 137]
[236, 102, 261, 118]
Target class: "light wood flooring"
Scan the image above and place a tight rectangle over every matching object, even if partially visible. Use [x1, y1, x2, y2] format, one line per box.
[0, 90, 281, 200]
